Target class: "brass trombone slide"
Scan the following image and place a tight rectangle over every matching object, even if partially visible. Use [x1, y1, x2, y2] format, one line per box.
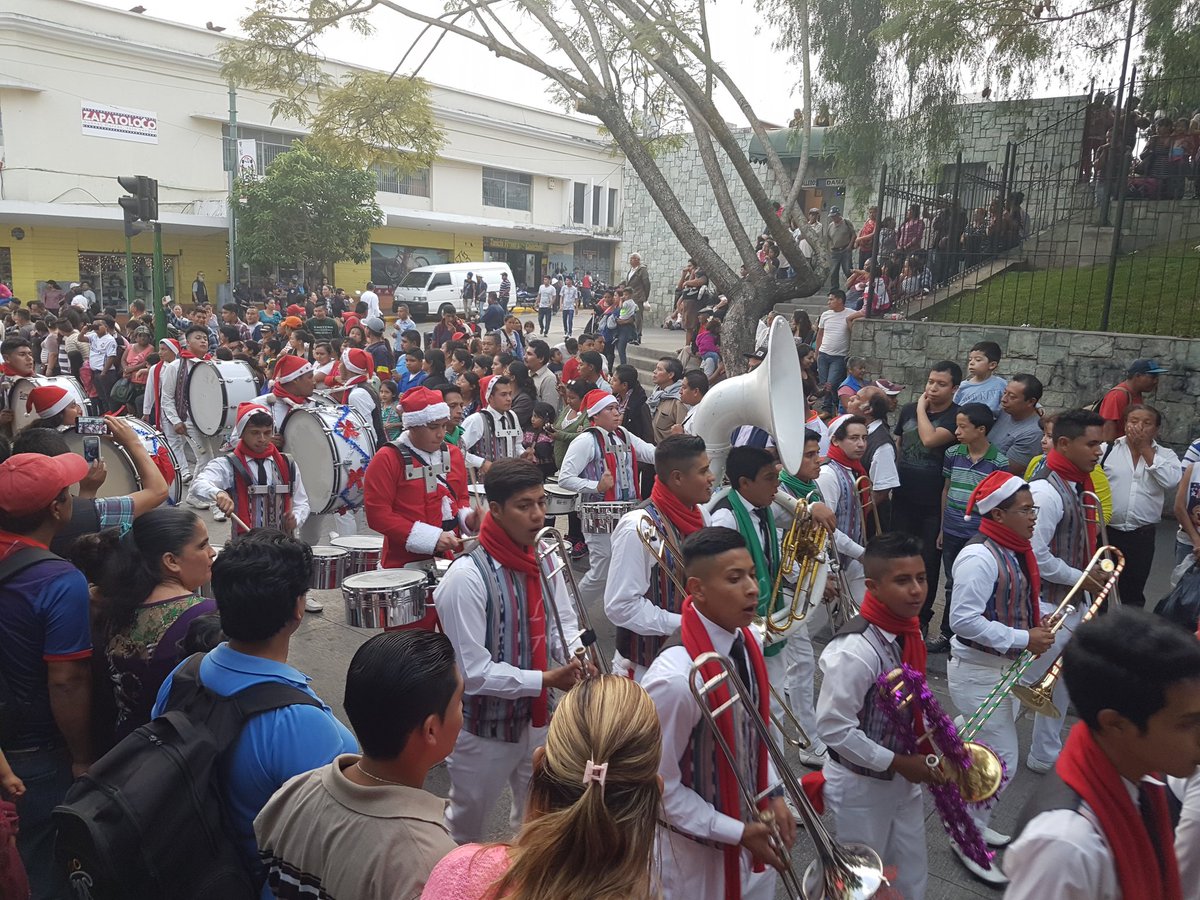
[1082, 491, 1121, 606]
[690, 651, 885, 900]
[853, 475, 882, 540]
[534, 526, 610, 677]
[636, 515, 689, 596]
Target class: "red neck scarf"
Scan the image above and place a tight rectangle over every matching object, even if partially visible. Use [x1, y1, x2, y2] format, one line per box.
[1057, 722, 1181, 900]
[978, 518, 1041, 625]
[272, 379, 308, 407]
[592, 427, 638, 501]
[231, 442, 292, 536]
[149, 360, 166, 427]
[178, 350, 210, 361]
[860, 592, 927, 739]
[649, 478, 704, 535]
[681, 598, 770, 900]
[478, 513, 548, 727]
[827, 449, 872, 519]
[1045, 448, 1098, 548]
[0, 363, 20, 377]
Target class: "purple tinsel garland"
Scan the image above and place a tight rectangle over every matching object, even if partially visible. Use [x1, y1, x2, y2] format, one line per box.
[874, 663, 994, 868]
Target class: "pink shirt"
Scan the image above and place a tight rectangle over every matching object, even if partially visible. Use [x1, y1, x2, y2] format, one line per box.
[695, 329, 718, 356]
[421, 844, 511, 899]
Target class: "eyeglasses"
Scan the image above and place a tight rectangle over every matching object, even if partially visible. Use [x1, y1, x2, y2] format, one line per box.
[1009, 506, 1040, 517]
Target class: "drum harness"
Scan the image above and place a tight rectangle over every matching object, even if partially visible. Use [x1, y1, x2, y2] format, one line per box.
[387, 438, 460, 531]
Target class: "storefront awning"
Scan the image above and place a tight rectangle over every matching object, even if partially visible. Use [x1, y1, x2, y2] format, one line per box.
[747, 126, 835, 163]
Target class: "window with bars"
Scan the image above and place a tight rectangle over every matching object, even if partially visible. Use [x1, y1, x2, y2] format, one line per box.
[371, 163, 431, 197]
[482, 167, 532, 211]
[608, 188, 619, 227]
[221, 125, 297, 175]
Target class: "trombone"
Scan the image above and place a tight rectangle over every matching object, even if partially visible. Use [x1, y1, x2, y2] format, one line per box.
[690, 651, 885, 900]
[1082, 491, 1121, 606]
[853, 475, 882, 541]
[763, 491, 831, 639]
[534, 526, 610, 677]
[824, 546, 862, 632]
[636, 515, 689, 595]
[1013, 545, 1125, 717]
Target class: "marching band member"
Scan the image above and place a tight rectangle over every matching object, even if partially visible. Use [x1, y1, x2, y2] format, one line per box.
[459, 375, 524, 473]
[604, 434, 714, 682]
[559, 389, 656, 614]
[642, 527, 794, 900]
[143, 337, 178, 429]
[435, 459, 586, 844]
[814, 533, 941, 900]
[847, 384, 901, 513]
[190, 401, 310, 538]
[159, 325, 220, 484]
[1024, 409, 1109, 775]
[265, 354, 317, 432]
[945, 471, 1054, 884]
[364, 386, 475, 631]
[333, 347, 386, 446]
[1005, 607, 1200, 900]
[815, 414, 870, 600]
[24, 384, 83, 431]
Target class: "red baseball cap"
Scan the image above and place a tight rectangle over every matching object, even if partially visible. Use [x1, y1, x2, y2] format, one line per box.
[0, 453, 89, 516]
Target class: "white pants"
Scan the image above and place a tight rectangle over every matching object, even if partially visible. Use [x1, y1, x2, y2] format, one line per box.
[656, 826, 778, 900]
[168, 423, 218, 478]
[825, 761, 927, 900]
[445, 723, 548, 844]
[1021, 600, 1083, 765]
[946, 654, 1020, 831]
[577, 531, 612, 606]
[781, 601, 831, 750]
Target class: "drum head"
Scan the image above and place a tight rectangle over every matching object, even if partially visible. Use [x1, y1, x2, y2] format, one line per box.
[189, 360, 256, 436]
[284, 408, 341, 507]
[120, 416, 183, 505]
[311, 546, 350, 560]
[331, 535, 385, 551]
[343, 569, 427, 590]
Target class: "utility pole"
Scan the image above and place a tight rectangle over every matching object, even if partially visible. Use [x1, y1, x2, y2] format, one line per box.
[228, 82, 239, 302]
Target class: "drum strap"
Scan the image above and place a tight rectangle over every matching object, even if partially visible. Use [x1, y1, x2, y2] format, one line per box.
[388, 441, 455, 497]
[226, 452, 295, 532]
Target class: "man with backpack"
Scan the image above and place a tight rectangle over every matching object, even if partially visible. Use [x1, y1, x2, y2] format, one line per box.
[1097, 357, 1169, 442]
[0, 452, 94, 900]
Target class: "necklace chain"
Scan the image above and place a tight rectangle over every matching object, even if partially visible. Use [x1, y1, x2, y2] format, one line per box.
[355, 761, 404, 787]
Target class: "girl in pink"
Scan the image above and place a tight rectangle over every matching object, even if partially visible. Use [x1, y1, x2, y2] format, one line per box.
[694, 317, 722, 378]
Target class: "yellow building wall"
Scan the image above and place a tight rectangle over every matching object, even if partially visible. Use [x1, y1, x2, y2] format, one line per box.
[333, 225, 458, 290]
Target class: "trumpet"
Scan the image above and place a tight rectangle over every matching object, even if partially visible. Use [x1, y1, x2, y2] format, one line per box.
[763, 491, 831, 639]
[636, 515, 688, 595]
[853, 476, 882, 541]
[1082, 491, 1121, 606]
[690, 651, 885, 899]
[1012, 545, 1125, 717]
[958, 547, 1124, 740]
[534, 527, 610, 677]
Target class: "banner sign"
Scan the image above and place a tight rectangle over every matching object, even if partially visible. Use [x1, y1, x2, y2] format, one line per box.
[237, 138, 258, 177]
[81, 101, 158, 144]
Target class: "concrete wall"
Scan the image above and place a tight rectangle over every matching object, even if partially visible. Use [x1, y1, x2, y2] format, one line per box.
[851, 318, 1200, 449]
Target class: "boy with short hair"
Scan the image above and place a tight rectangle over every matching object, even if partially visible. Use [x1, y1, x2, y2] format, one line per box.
[954, 341, 1007, 413]
[397, 348, 427, 392]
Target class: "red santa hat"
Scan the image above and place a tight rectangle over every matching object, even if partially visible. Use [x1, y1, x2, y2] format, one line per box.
[26, 385, 74, 419]
[341, 348, 371, 376]
[233, 401, 272, 440]
[400, 386, 450, 428]
[159, 337, 180, 356]
[480, 374, 495, 404]
[965, 470, 1027, 519]
[273, 355, 313, 384]
[584, 389, 618, 418]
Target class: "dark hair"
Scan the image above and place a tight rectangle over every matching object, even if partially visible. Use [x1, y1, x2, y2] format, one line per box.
[970, 341, 1002, 364]
[726, 445, 776, 490]
[212, 530, 312, 641]
[831, 414, 867, 441]
[483, 458, 544, 506]
[507, 361, 536, 395]
[457, 370, 480, 399]
[1051, 408, 1105, 443]
[613, 364, 639, 390]
[11, 427, 70, 456]
[1064, 607, 1200, 731]
[862, 532, 924, 580]
[527, 339, 551, 364]
[452, 348, 473, 368]
[496, 352, 515, 369]
[991, 484, 1032, 515]
[472, 354, 492, 372]
[579, 350, 604, 372]
[682, 526, 748, 574]
[532, 401, 556, 422]
[402, 330, 422, 348]
[657, 357, 684, 382]
[343, 631, 459, 758]
[213, 347, 233, 361]
[1010, 373, 1043, 404]
[221, 303, 239, 315]
[74, 507, 203, 637]
[683, 370, 710, 394]
[405, 347, 425, 362]
[183, 324, 209, 340]
[564, 379, 597, 401]
[425, 348, 445, 372]
[564, 338, 578, 354]
[244, 411, 273, 431]
[864, 389, 890, 424]
[0, 337, 30, 357]
[654, 434, 707, 481]
[439, 384, 463, 402]
[804, 428, 822, 446]
[957, 402, 995, 432]
[378, 379, 399, 399]
[1124, 403, 1163, 428]
[930, 360, 963, 386]
[829, 289, 846, 301]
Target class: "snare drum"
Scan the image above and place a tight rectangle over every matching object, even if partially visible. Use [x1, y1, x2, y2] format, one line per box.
[310, 546, 349, 590]
[61, 416, 184, 505]
[188, 359, 259, 436]
[403, 557, 453, 586]
[7, 375, 91, 432]
[581, 501, 638, 534]
[284, 405, 377, 513]
[331, 535, 384, 574]
[544, 483, 580, 516]
[342, 569, 428, 629]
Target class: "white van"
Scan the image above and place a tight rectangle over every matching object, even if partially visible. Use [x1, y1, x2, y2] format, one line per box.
[392, 262, 515, 320]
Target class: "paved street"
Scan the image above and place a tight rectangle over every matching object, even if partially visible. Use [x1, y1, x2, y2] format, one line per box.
[200, 505, 1186, 899]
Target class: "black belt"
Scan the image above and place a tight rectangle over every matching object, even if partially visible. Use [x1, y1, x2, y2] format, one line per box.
[1110, 523, 1156, 534]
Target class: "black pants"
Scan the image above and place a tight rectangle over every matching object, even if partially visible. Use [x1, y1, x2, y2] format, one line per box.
[566, 510, 584, 545]
[892, 498, 948, 638]
[1106, 524, 1157, 608]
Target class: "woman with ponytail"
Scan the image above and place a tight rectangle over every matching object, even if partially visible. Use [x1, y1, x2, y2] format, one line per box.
[422, 675, 663, 900]
[74, 506, 217, 743]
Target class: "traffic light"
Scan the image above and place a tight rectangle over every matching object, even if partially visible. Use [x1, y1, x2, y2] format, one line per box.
[117, 175, 158, 238]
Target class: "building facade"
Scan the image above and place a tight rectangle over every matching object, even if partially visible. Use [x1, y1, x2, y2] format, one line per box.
[0, 0, 624, 310]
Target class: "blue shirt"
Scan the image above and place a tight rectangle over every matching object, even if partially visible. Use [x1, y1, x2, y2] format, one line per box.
[953, 375, 1008, 413]
[152, 643, 358, 872]
[397, 369, 428, 392]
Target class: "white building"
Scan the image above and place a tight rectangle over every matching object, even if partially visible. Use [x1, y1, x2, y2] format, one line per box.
[0, 0, 624, 308]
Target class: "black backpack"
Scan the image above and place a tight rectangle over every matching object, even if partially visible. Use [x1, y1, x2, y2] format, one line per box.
[0, 546, 64, 743]
[52, 654, 321, 900]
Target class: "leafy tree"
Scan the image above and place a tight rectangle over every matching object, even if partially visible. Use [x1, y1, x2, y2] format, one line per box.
[234, 141, 382, 284]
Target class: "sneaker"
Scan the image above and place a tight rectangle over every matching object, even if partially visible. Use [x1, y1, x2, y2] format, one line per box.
[185, 495, 210, 510]
[981, 826, 1011, 848]
[212, 508, 227, 522]
[1025, 755, 1054, 774]
[797, 744, 829, 769]
[925, 634, 951, 653]
[950, 840, 1009, 886]
[570, 541, 587, 560]
[305, 595, 325, 613]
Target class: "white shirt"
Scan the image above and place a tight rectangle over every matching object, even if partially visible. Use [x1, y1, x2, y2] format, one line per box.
[813, 466, 867, 561]
[190, 453, 311, 530]
[434, 543, 581, 700]
[642, 607, 777, 846]
[344, 384, 376, 425]
[1101, 438, 1181, 530]
[816, 308, 856, 357]
[459, 407, 523, 470]
[1172, 768, 1200, 900]
[864, 420, 900, 490]
[559, 285, 579, 310]
[360, 289, 380, 319]
[536, 285, 556, 309]
[816, 623, 900, 773]
[158, 357, 189, 427]
[605, 505, 712, 638]
[1029, 478, 1087, 595]
[949, 543, 1031, 666]
[88, 332, 117, 371]
[1003, 776, 1163, 900]
[558, 426, 656, 495]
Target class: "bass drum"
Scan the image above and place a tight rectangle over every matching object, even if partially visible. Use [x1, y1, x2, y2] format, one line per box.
[283, 405, 377, 514]
[8, 376, 91, 432]
[187, 359, 258, 436]
[61, 416, 183, 505]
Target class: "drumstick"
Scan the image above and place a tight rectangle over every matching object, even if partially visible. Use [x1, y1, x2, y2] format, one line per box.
[229, 512, 252, 533]
[466, 464, 486, 517]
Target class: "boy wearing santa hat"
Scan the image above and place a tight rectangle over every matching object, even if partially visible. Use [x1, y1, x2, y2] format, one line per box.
[24, 384, 84, 432]
[330, 347, 386, 447]
[143, 337, 177, 429]
[159, 325, 221, 486]
[558, 388, 656, 612]
[265, 355, 318, 431]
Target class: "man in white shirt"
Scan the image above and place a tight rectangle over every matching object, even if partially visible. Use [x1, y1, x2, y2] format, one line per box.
[360, 282, 381, 320]
[558, 276, 579, 337]
[1101, 403, 1181, 608]
[88, 317, 119, 412]
[814, 290, 864, 414]
[535, 275, 556, 337]
[846, 385, 900, 512]
[459, 376, 524, 474]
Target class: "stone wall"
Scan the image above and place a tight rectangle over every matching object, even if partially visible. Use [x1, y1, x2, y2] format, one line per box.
[851, 318, 1200, 449]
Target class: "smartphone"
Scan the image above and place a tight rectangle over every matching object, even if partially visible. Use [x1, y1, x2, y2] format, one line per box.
[82, 436, 101, 463]
[75, 416, 109, 435]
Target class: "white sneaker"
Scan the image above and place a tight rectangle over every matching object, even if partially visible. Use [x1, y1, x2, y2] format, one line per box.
[797, 744, 829, 769]
[305, 595, 324, 613]
[186, 495, 210, 510]
[981, 826, 1011, 848]
[212, 508, 227, 522]
[950, 839, 1009, 886]
[1025, 755, 1054, 774]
